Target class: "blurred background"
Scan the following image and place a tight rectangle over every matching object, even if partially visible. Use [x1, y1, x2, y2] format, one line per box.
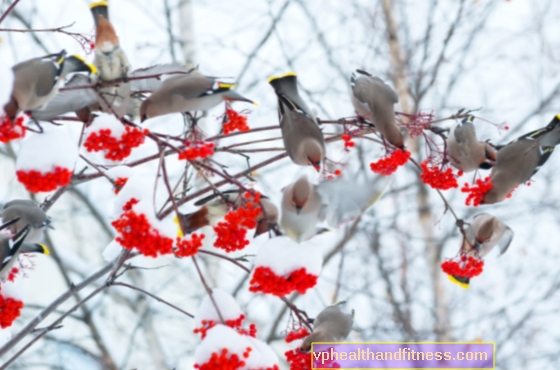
[1, 0, 560, 368]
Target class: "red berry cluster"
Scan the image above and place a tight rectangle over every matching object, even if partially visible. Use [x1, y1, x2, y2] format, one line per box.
[175, 233, 205, 258]
[285, 328, 310, 343]
[194, 347, 251, 370]
[213, 194, 262, 253]
[441, 255, 484, 278]
[6, 267, 19, 282]
[16, 167, 72, 193]
[0, 116, 26, 143]
[178, 141, 215, 161]
[223, 108, 250, 135]
[249, 267, 318, 297]
[369, 149, 411, 176]
[236, 323, 257, 338]
[83, 127, 145, 161]
[113, 177, 128, 194]
[341, 134, 355, 150]
[0, 293, 24, 329]
[419, 161, 459, 190]
[111, 199, 174, 257]
[461, 176, 493, 206]
[285, 349, 312, 370]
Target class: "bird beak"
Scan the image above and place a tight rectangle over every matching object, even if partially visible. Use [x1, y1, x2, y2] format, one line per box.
[296, 206, 302, 215]
[312, 162, 321, 172]
[47, 224, 55, 230]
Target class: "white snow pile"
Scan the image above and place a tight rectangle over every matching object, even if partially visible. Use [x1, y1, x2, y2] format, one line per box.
[16, 126, 78, 172]
[0, 280, 24, 301]
[113, 174, 176, 239]
[106, 165, 134, 181]
[102, 239, 123, 262]
[194, 325, 278, 369]
[84, 112, 126, 139]
[252, 236, 322, 277]
[194, 288, 244, 326]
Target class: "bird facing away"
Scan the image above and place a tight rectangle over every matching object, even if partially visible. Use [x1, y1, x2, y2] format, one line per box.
[269, 72, 325, 172]
[3, 51, 97, 120]
[447, 115, 497, 173]
[482, 114, 560, 204]
[0, 225, 50, 281]
[280, 174, 388, 242]
[178, 190, 279, 237]
[350, 69, 404, 149]
[300, 301, 354, 352]
[449, 213, 514, 288]
[0, 199, 52, 243]
[139, 71, 255, 122]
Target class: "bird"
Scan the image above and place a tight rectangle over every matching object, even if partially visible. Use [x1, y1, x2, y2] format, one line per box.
[300, 301, 354, 352]
[3, 50, 97, 120]
[0, 199, 52, 243]
[268, 72, 325, 171]
[350, 69, 404, 149]
[177, 190, 278, 237]
[280, 174, 388, 242]
[0, 225, 50, 281]
[482, 114, 560, 204]
[139, 71, 255, 122]
[448, 213, 514, 288]
[447, 115, 497, 172]
[31, 63, 191, 122]
[89, 1, 131, 117]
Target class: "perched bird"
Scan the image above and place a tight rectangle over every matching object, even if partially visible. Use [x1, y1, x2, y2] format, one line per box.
[0, 225, 50, 281]
[449, 213, 513, 288]
[139, 71, 255, 122]
[280, 174, 388, 242]
[300, 301, 354, 352]
[350, 69, 404, 149]
[3, 51, 97, 120]
[482, 115, 560, 204]
[447, 115, 497, 172]
[178, 190, 278, 237]
[90, 1, 131, 117]
[0, 199, 52, 243]
[269, 72, 325, 171]
[31, 63, 191, 122]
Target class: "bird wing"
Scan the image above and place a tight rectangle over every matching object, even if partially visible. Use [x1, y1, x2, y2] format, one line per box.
[498, 226, 514, 255]
[0, 225, 30, 273]
[129, 63, 192, 93]
[33, 62, 59, 97]
[30, 74, 97, 121]
[316, 177, 391, 227]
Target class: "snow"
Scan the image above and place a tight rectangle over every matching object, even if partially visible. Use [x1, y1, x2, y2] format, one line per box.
[16, 125, 79, 171]
[253, 236, 323, 276]
[84, 112, 127, 138]
[102, 239, 123, 262]
[244, 337, 279, 370]
[0, 280, 24, 301]
[194, 288, 244, 325]
[194, 324, 251, 365]
[106, 165, 134, 180]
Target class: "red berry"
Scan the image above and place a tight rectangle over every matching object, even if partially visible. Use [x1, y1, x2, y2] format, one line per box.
[0, 115, 26, 143]
[370, 149, 411, 176]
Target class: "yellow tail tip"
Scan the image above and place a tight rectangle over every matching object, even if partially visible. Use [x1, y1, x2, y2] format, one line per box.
[447, 275, 469, 289]
[90, 1, 109, 9]
[39, 244, 50, 255]
[267, 71, 297, 83]
[173, 216, 184, 237]
[555, 114, 560, 120]
[252, 101, 259, 107]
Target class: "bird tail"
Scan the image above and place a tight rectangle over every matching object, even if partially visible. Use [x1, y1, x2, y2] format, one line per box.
[448, 275, 470, 289]
[20, 243, 50, 255]
[175, 209, 209, 237]
[268, 72, 299, 108]
[90, 1, 109, 27]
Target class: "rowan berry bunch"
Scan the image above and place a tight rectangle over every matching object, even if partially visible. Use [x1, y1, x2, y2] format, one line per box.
[16, 167, 73, 193]
[175, 233, 205, 258]
[223, 107, 250, 135]
[441, 255, 484, 278]
[419, 160, 459, 190]
[83, 127, 146, 161]
[193, 314, 245, 339]
[194, 347, 251, 370]
[111, 199, 174, 257]
[249, 266, 318, 296]
[341, 134, 355, 150]
[285, 327, 311, 343]
[369, 149, 411, 176]
[0, 292, 24, 329]
[113, 177, 128, 194]
[461, 176, 493, 206]
[178, 140, 215, 161]
[0, 115, 26, 143]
